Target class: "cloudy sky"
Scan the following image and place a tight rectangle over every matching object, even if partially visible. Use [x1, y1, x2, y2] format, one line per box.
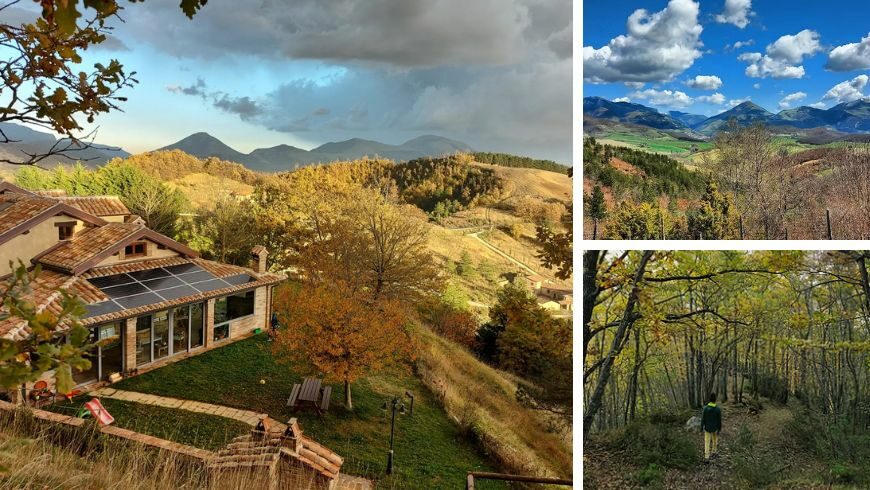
[3, 0, 572, 163]
[583, 0, 870, 115]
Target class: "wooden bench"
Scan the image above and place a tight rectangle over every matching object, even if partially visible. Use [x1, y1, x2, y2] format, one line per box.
[320, 386, 332, 412]
[286, 384, 301, 407]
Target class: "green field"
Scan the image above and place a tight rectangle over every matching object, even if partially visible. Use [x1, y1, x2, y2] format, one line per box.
[598, 132, 714, 156]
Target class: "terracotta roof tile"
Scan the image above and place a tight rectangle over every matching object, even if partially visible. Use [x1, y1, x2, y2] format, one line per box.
[57, 196, 130, 217]
[36, 223, 144, 273]
[0, 194, 57, 236]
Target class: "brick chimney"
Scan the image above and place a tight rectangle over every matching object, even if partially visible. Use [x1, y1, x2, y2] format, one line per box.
[250, 246, 268, 273]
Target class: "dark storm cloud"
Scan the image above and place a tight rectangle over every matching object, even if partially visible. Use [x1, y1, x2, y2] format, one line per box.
[128, 0, 572, 162]
[167, 80, 263, 121]
[119, 0, 569, 67]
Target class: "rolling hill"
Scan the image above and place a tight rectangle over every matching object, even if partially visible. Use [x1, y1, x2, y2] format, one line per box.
[159, 132, 474, 172]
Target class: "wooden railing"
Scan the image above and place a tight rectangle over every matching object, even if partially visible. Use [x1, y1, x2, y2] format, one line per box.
[466, 471, 572, 488]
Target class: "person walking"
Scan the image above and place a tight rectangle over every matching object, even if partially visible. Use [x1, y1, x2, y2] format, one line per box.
[701, 393, 722, 461]
[701, 392, 722, 461]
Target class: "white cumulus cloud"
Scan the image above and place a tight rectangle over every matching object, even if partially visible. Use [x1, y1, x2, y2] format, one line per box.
[613, 96, 631, 103]
[630, 88, 694, 108]
[715, 0, 753, 29]
[808, 102, 827, 109]
[728, 97, 752, 107]
[698, 93, 726, 104]
[778, 91, 807, 109]
[685, 75, 723, 90]
[583, 0, 703, 83]
[738, 29, 821, 79]
[826, 32, 870, 71]
[822, 74, 869, 104]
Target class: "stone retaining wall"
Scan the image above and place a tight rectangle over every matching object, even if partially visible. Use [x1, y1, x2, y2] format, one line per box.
[0, 399, 214, 461]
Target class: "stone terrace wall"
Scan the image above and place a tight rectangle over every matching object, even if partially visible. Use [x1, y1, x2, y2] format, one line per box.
[0, 399, 214, 462]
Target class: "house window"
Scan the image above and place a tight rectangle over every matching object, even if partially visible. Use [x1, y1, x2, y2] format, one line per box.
[213, 290, 255, 341]
[125, 241, 147, 258]
[56, 222, 75, 240]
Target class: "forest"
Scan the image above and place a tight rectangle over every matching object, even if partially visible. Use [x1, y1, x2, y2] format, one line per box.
[583, 123, 870, 240]
[584, 250, 870, 489]
[472, 152, 571, 174]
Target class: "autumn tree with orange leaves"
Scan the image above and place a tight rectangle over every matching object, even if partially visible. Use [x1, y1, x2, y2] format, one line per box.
[271, 187, 441, 410]
[272, 283, 412, 410]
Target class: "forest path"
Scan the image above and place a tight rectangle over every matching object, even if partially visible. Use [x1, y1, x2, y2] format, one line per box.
[665, 399, 796, 488]
[585, 397, 822, 489]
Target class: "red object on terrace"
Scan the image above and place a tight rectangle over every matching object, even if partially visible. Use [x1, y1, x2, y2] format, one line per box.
[84, 398, 115, 426]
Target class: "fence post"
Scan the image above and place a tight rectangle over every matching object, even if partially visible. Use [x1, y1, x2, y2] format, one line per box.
[826, 209, 833, 240]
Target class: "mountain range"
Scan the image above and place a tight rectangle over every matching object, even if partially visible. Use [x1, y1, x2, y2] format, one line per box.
[0, 122, 474, 172]
[583, 96, 870, 136]
[0, 122, 130, 168]
[158, 132, 474, 171]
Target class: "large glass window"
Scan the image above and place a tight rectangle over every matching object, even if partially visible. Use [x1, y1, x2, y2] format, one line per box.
[72, 328, 99, 385]
[136, 316, 152, 366]
[100, 322, 123, 378]
[213, 290, 255, 341]
[190, 302, 204, 348]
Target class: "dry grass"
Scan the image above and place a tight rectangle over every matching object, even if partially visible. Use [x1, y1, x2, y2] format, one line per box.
[414, 326, 573, 479]
[0, 408, 330, 489]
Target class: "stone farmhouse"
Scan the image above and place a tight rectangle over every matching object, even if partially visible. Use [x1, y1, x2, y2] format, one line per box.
[0, 181, 284, 402]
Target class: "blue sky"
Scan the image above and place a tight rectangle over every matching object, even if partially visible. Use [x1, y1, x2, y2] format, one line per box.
[1, 1, 571, 163]
[583, 0, 870, 115]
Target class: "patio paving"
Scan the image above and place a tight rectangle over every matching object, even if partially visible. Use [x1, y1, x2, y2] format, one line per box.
[91, 387, 283, 430]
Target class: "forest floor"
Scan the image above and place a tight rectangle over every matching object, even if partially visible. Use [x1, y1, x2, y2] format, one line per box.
[584, 397, 834, 489]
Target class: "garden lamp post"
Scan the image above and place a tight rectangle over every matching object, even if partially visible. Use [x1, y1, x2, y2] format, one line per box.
[381, 395, 407, 475]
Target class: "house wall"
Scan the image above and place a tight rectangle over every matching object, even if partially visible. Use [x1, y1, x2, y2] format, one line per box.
[10, 286, 273, 405]
[0, 214, 87, 276]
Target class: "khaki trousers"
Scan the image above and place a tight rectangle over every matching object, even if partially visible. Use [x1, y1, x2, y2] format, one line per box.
[704, 431, 719, 459]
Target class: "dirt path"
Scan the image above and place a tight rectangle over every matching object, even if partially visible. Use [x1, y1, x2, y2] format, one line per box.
[585, 398, 819, 489]
[467, 231, 538, 276]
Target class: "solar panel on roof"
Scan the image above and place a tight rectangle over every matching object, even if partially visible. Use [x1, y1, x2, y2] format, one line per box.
[179, 270, 216, 284]
[87, 274, 134, 289]
[163, 263, 202, 275]
[222, 274, 254, 286]
[84, 300, 124, 318]
[157, 285, 200, 300]
[128, 268, 171, 281]
[190, 278, 230, 293]
[102, 282, 149, 298]
[84, 263, 258, 315]
[115, 292, 162, 309]
[141, 276, 185, 291]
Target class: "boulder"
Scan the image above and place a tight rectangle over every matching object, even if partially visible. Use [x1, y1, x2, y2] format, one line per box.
[685, 415, 701, 432]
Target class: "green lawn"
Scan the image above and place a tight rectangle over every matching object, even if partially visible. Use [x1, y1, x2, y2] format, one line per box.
[47, 397, 250, 451]
[112, 334, 502, 489]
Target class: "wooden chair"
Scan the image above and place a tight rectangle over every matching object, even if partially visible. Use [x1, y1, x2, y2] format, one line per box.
[320, 386, 332, 412]
[286, 383, 301, 408]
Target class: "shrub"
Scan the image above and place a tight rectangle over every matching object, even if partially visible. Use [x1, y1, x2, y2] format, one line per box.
[619, 419, 699, 470]
[635, 463, 665, 488]
[733, 452, 779, 487]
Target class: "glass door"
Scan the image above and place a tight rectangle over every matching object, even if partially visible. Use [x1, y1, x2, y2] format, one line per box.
[173, 305, 190, 354]
[153, 310, 170, 360]
[72, 327, 99, 385]
[136, 316, 152, 366]
[190, 302, 204, 348]
[99, 322, 123, 378]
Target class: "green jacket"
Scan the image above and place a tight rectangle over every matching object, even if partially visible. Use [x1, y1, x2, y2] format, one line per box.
[701, 403, 721, 433]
